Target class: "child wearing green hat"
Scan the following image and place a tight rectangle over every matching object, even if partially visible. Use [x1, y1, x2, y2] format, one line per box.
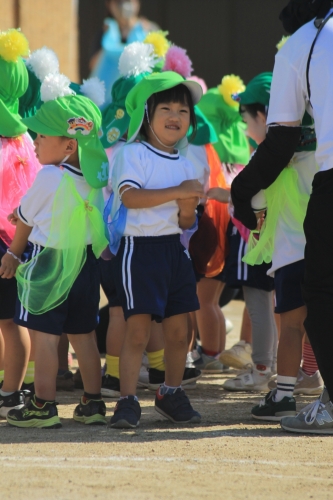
[0, 75, 110, 428]
[0, 29, 41, 417]
[108, 71, 204, 428]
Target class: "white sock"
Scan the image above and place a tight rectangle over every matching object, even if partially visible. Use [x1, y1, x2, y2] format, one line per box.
[0, 389, 14, 397]
[273, 375, 297, 402]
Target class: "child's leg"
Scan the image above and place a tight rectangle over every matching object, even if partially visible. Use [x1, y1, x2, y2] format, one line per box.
[58, 333, 69, 372]
[105, 306, 126, 380]
[33, 330, 60, 401]
[119, 314, 151, 396]
[0, 330, 4, 382]
[162, 313, 188, 387]
[0, 320, 30, 392]
[240, 306, 252, 344]
[68, 332, 101, 395]
[195, 278, 226, 354]
[277, 306, 306, 379]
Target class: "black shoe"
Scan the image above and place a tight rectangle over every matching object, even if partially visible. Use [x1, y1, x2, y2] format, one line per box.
[6, 396, 62, 428]
[56, 370, 74, 391]
[109, 396, 141, 428]
[0, 391, 25, 419]
[73, 397, 107, 425]
[148, 367, 202, 391]
[155, 387, 201, 424]
[101, 374, 120, 398]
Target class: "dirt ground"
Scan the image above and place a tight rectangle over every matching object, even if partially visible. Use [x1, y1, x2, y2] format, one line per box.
[1, 300, 332, 500]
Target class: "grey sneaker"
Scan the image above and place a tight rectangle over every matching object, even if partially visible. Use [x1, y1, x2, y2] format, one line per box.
[219, 341, 253, 370]
[268, 367, 324, 395]
[187, 346, 223, 373]
[281, 388, 333, 435]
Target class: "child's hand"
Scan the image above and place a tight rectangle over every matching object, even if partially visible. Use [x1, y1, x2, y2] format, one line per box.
[7, 208, 19, 226]
[0, 252, 20, 279]
[177, 179, 205, 199]
[255, 210, 266, 231]
[207, 188, 230, 204]
[177, 197, 198, 215]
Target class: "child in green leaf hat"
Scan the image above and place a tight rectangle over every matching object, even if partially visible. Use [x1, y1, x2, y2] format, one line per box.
[107, 70, 205, 428]
[0, 74, 109, 429]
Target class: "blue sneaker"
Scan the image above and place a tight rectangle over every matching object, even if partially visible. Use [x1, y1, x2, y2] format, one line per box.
[155, 387, 201, 424]
[109, 396, 141, 428]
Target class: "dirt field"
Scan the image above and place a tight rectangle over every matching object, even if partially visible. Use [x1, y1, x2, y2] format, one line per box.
[1, 300, 332, 500]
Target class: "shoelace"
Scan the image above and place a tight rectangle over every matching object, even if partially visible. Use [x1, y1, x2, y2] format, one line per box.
[304, 399, 326, 426]
[258, 391, 273, 407]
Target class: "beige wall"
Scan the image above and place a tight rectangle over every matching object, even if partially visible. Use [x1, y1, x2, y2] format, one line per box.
[0, 0, 79, 81]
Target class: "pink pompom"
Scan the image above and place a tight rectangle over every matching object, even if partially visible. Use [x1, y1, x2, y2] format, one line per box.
[163, 45, 193, 78]
[188, 75, 208, 95]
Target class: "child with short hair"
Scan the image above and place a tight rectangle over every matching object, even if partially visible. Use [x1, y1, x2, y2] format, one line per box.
[108, 71, 204, 428]
[0, 75, 109, 428]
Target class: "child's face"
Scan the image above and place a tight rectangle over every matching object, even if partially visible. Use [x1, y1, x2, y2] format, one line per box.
[33, 134, 75, 165]
[148, 100, 191, 148]
[241, 110, 267, 145]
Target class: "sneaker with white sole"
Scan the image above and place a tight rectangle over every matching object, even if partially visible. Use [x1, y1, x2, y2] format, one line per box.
[219, 341, 253, 370]
[0, 391, 25, 418]
[223, 365, 272, 392]
[281, 388, 333, 435]
[251, 389, 296, 421]
[268, 367, 324, 395]
[187, 346, 223, 373]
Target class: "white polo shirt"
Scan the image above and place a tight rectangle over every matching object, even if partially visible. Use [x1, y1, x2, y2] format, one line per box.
[18, 163, 102, 247]
[113, 141, 198, 237]
[267, 9, 333, 173]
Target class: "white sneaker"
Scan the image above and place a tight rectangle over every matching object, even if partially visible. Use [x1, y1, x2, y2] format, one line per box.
[225, 318, 233, 334]
[219, 341, 253, 370]
[137, 365, 149, 388]
[223, 366, 272, 392]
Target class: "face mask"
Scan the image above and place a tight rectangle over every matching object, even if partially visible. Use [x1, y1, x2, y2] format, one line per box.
[119, 1, 136, 19]
[279, 0, 331, 34]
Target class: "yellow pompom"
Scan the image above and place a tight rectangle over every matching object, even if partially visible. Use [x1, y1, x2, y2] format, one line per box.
[218, 75, 245, 107]
[276, 36, 290, 51]
[144, 31, 169, 57]
[0, 29, 29, 63]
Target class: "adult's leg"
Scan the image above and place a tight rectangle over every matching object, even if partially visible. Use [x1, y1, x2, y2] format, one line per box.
[303, 169, 333, 400]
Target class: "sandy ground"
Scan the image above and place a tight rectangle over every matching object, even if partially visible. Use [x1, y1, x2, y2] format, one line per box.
[1, 300, 332, 500]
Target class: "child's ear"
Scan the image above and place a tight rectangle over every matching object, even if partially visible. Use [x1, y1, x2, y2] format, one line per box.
[66, 139, 78, 154]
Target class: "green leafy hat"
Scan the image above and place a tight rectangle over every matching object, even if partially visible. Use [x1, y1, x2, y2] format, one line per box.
[197, 87, 250, 165]
[125, 71, 203, 143]
[100, 74, 146, 148]
[188, 106, 218, 146]
[0, 29, 30, 137]
[23, 74, 109, 188]
[234, 72, 272, 107]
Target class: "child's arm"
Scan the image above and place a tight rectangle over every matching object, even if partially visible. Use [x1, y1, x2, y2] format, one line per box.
[0, 220, 32, 279]
[177, 197, 198, 229]
[120, 179, 205, 209]
[207, 187, 230, 204]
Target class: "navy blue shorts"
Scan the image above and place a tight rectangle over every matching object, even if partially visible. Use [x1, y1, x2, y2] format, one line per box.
[221, 221, 274, 292]
[274, 260, 305, 313]
[114, 234, 199, 321]
[98, 257, 121, 308]
[14, 244, 100, 335]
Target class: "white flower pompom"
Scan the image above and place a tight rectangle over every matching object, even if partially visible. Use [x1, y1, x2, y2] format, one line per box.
[80, 77, 105, 107]
[26, 47, 59, 82]
[118, 42, 160, 77]
[40, 73, 75, 102]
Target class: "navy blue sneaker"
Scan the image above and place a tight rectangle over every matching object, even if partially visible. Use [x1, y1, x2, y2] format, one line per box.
[155, 387, 201, 424]
[109, 396, 141, 428]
